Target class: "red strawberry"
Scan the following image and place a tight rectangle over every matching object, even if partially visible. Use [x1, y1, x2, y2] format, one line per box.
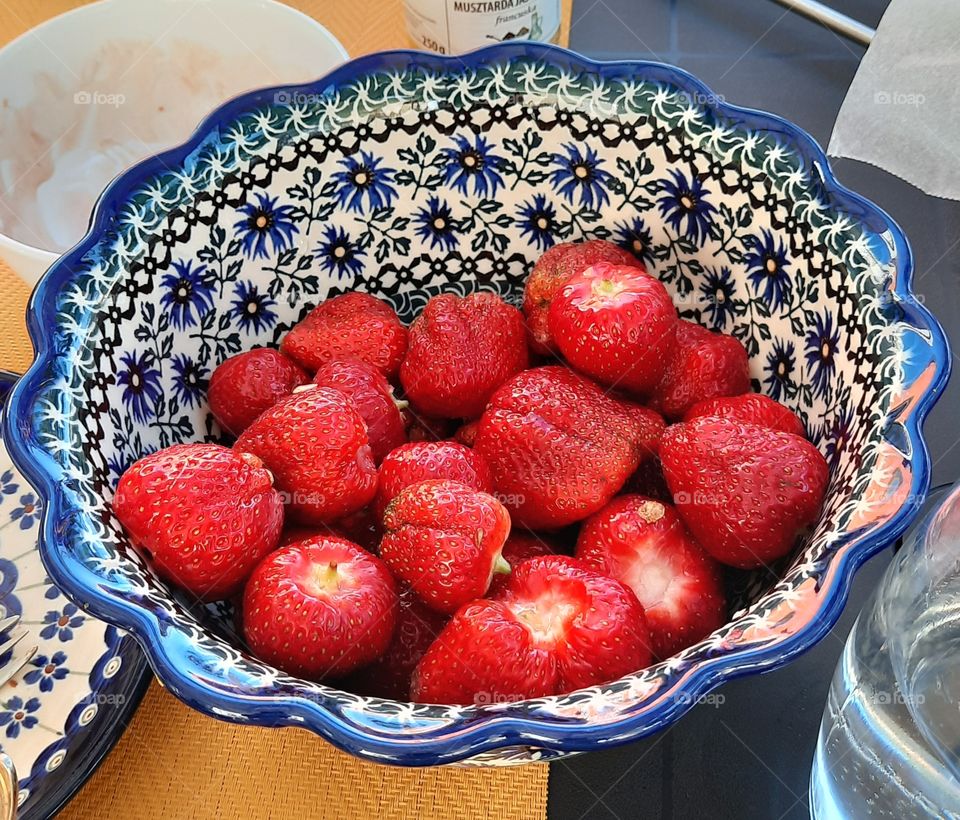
[684, 393, 806, 437]
[575, 496, 726, 659]
[488, 531, 556, 596]
[453, 420, 479, 447]
[235, 387, 377, 524]
[347, 588, 449, 700]
[400, 292, 529, 419]
[659, 417, 830, 568]
[549, 262, 677, 395]
[281, 292, 408, 379]
[411, 555, 652, 705]
[649, 321, 750, 420]
[523, 240, 641, 355]
[375, 440, 494, 521]
[474, 366, 665, 529]
[380, 480, 511, 614]
[312, 360, 406, 463]
[208, 348, 308, 436]
[113, 444, 283, 600]
[243, 536, 397, 679]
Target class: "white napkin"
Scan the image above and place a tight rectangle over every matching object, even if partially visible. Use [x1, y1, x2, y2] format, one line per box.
[828, 0, 960, 200]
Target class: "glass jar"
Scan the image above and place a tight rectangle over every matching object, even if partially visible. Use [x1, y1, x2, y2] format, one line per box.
[402, 0, 562, 54]
[810, 485, 960, 817]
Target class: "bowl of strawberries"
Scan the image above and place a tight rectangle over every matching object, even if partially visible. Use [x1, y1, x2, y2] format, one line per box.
[3, 42, 948, 766]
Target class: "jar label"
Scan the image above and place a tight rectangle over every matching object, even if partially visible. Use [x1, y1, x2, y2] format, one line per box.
[404, 0, 561, 54]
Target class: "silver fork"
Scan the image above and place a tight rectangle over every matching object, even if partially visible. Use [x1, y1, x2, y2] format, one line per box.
[0, 613, 38, 820]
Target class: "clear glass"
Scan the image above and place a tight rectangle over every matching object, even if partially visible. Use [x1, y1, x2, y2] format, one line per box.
[810, 486, 960, 819]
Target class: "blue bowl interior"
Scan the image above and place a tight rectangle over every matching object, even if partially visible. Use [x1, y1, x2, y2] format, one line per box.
[3, 43, 948, 765]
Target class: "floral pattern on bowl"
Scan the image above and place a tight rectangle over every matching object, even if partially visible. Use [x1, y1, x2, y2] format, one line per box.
[0, 372, 150, 815]
[3, 43, 949, 766]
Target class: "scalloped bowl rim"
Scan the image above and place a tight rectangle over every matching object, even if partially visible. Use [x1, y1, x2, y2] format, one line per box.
[3, 42, 951, 765]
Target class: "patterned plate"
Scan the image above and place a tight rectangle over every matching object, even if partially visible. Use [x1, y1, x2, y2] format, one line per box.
[0, 371, 149, 817]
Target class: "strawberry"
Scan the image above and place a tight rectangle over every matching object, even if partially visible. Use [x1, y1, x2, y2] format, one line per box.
[523, 240, 641, 355]
[453, 420, 479, 448]
[235, 387, 377, 524]
[488, 531, 556, 596]
[411, 555, 652, 705]
[281, 292, 408, 379]
[659, 416, 830, 568]
[347, 588, 449, 700]
[400, 292, 529, 419]
[242, 536, 397, 679]
[575, 496, 726, 659]
[374, 440, 494, 521]
[332, 505, 381, 553]
[648, 320, 750, 420]
[684, 393, 806, 437]
[473, 366, 665, 529]
[113, 443, 283, 600]
[548, 262, 677, 395]
[207, 348, 308, 436]
[380, 480, 511, 614]
[311, 359, 406, 463]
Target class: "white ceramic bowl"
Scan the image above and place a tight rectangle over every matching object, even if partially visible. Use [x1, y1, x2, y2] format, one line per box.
[0, 0, 348, 285]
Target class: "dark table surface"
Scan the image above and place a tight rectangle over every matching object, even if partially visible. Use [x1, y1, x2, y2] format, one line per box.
[551, 1, 960, 817]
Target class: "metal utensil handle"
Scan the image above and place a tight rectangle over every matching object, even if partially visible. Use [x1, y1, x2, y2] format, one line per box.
[768, 0, 875, 46]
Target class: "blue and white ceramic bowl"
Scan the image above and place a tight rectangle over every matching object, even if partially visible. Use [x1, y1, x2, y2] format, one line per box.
[3, 43, 949, 766]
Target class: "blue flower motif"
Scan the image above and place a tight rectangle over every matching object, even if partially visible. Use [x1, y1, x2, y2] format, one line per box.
[515, 194, 558, 251]
[116, 351, 162, 424]
[170, 354, 207, 409]
[332, 151, 397, 213]
[613, 217, 654, 266]
[106, 454, 131, 485]
[9, 494, 40, 530]
[549, 143, 611, 209]
[825, 407, 853, 464]
[231, 281, 277, 334]
[0, 470, 17, 497]
[414, 196, 458, 251]
[804, 311, 840, 399]
[746, 229, 791, 310]
[700, 267, 737, 329]
[233, 193, 299, 260]
[24, 651, 69, 693]
[443, 135, 505, 197]
[656, 169, 716, 244]
[159, 259, 214, 329]
[764, 338, 796, 402]
[43, 577, 60, 600]
[0, 696, 40, 738]
[315, 225, 365, 279]
[41, 603, 85, 642]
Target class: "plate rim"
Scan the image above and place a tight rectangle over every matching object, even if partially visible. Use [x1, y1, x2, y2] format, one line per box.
[0, 370, 152, 817]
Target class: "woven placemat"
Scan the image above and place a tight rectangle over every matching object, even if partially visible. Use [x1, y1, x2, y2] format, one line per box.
[0, 0, 575, 815]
